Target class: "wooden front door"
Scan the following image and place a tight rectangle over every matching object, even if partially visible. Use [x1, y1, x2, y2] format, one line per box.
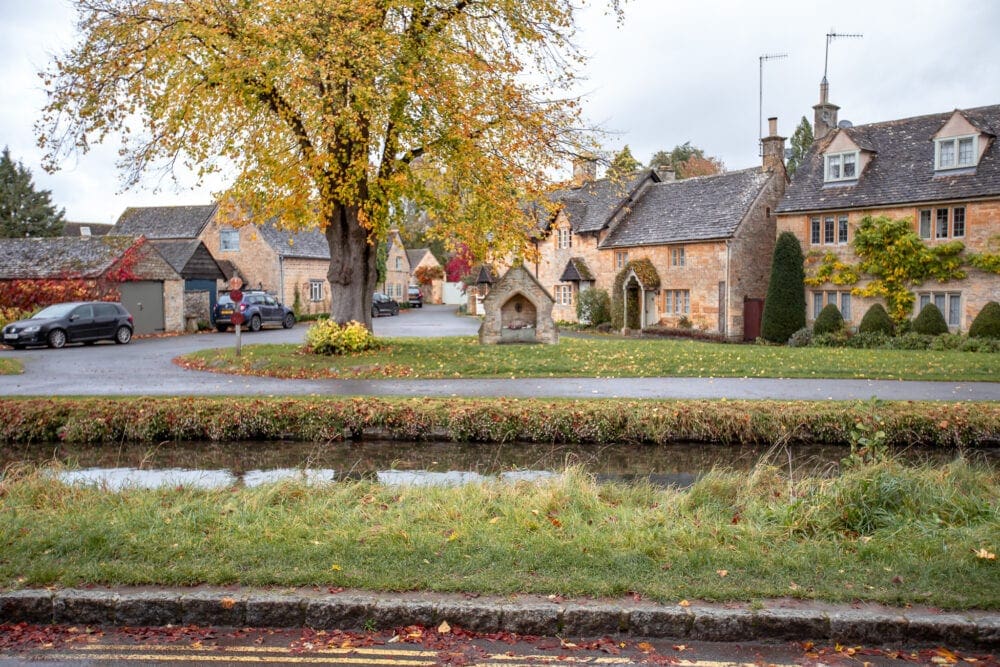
[743, 297, 764, 341]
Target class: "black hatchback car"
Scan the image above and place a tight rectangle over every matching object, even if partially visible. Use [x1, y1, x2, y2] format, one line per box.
[213, 290, 296, 332]
[2, 301, 134, 349]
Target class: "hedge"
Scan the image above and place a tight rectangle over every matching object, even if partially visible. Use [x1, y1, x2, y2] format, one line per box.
[0, 397, 996, 449]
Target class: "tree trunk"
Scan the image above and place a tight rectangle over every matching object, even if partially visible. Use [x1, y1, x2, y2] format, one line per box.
[325, 204, 378, 328]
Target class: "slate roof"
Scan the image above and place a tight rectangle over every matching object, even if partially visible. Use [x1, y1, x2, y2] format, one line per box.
[63, 222, 114, 237]
[149, 240, 225, 280]
[559, 257, 594, 282]
[255, 219, 330, 259]
[547, 170, 659, 235]
[0, 236, 142, 279]
[406, 249, 430, 269]
[115, 204, 218, 239]
[777, 104, 1000, 213]
[601, 168, 771, 248]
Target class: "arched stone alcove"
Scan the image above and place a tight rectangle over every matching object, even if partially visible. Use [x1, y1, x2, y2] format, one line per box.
[478, 266, 558, 345]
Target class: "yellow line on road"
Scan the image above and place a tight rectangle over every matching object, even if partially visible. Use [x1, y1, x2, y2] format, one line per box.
[76, 644, 438, 657]
[39, 652, 436, 665]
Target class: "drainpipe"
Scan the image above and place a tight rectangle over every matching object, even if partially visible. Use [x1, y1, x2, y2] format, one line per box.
[278, 255, 285, 306]
[725, 240, 732, 338]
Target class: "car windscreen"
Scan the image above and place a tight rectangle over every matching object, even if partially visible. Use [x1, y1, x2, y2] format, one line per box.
[34, 303, 77, 319]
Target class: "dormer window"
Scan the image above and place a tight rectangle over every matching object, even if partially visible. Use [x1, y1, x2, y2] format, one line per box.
[824, 150, 858, 182]
[935, 135, 978, 170]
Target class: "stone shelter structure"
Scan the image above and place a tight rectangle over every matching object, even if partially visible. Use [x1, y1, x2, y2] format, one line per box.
[528, 121, 787, 340]
[775, 84, 1000, 331]
[0, 236, 184, 334]
[478, 265, 558, 344]
[115, 204, 332, 316]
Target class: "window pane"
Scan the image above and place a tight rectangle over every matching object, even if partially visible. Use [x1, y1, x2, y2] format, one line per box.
[939, 140, 955, 167]
[665, 291, 672, 313]
[934, 293, 946, 312]
[958, 137, 974, 165]
[936, 209, 949, 238]
[948, 294, 960, 326]
[813, 292, 823, 319]
[919, 294, 930, 311]
[828, 155, 841, 179]
[824, 217, 835, 244]
[919, 210, 932, 238]
[811, 218, 821, 244]
[952, 207, 965, 237]
[841, 293, 851, 320]
[838, 216, 848, 243]
[843, 153, 856, 178]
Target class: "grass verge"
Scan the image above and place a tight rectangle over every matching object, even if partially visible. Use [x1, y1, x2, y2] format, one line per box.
[175, 336, 1000, 382]
[1, 460, 997, 609]
[0, 396, 997, 448]
[0, 358, 22, 375]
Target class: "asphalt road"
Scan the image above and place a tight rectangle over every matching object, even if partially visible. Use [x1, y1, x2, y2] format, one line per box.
[1, 304, 998, 400]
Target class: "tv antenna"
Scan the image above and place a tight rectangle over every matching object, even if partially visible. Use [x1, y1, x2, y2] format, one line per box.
[759, 53, 788, 150]
[823, 30, 863, 81]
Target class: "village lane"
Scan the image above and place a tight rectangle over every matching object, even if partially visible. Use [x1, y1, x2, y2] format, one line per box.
[0, 305, 998, 400]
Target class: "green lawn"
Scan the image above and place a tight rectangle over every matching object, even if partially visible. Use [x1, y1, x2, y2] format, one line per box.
[177, 336, 1000, 382]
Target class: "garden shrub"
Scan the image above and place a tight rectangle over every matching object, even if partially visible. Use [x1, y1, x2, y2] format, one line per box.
[845, 331, 890, 349]
[968, 301, 1000, 339]
[858, 303, 894, 335]
[811, 331, 849, 348]
[960, 337, 999, 353]
[912, 303, 949, 336]
[761, 232, 806, 343]
[576, 288, 611, 326]
[929, 334, 965, 351]
[889, 332, 933, 350]
[305, 320, 378, 355]
[786, 327, 812, 348]
[813, 303, 844, 335]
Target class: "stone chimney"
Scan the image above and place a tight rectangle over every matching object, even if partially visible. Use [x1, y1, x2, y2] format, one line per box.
[572, 154, 598, 185]
[655, 164, 676, 182]
[812, 77, 840, 141]
[761, 117, 786, 174]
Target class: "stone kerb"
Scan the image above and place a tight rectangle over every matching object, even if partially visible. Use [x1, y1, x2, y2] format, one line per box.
[478, 266, 558, 345]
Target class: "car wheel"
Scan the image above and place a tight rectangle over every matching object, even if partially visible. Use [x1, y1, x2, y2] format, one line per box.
[371, 306, 379, 318]
[114, 325, 132, 345]
[216, 324, 228, 332]
[47, 329, 67, 349]
[10, 344, 24, 350]
[282, 313, 295, 329]
[249, 314, 262, 332]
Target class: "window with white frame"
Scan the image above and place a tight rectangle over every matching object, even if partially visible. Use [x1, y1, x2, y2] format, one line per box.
[824, 216, 835, 244]
[555, 284, 572, 306]
[615, 251, 629, 269]
[395, 257, 402, 270]
[922, 206, 966, 239]
[557, 228, 572, 249]
[838, 215, 849, 244]
[309, 279, 324, 302]
[663, 289, 690, 315]
[935, 135, 977, 170]
[220, 229, 240, 252]
[917, 291, 961, 326]
[810, 217, 821, 244]
[824, 150, 859, 182]
[812, 291, 851, 321]
[670, 246, 686, 267]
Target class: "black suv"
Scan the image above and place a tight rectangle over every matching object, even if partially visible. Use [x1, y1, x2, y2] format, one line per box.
[214, 291, 296, 332]
[2, 301, 134, 349]
[407, 285, 424, 308]
[371, 292, 400, 317]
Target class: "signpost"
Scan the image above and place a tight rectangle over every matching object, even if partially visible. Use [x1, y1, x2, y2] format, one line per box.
[228, 278, 244, 357]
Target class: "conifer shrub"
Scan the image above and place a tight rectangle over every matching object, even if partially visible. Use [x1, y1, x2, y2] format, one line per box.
[912, 303, 949, 336]
[760, 232, 806, 343]
[813, 303, 844, 335]
[576, 288, 611, 326]
[858, 303, 894, 336]
[968, 301, 1000, 339]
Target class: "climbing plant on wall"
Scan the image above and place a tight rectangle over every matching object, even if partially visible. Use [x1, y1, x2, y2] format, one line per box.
[610, 258, 660, 330]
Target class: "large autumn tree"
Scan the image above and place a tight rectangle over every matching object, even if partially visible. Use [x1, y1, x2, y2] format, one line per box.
[39, 0, 618, 326]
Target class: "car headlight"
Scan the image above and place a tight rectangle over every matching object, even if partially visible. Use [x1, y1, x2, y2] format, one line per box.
[23, 326, 40, 333]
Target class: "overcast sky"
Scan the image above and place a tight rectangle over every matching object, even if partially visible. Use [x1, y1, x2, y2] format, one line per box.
[2, 0, 999, 224]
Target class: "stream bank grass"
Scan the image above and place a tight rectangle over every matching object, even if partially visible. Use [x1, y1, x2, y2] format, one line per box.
[176, 336, 1000, 382]
[2, 459, 997, 609]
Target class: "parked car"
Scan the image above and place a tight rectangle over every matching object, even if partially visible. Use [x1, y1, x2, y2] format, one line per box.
[2, 301, 134, 349]
[214, 290, 296, 332]
[371, 292, 400, 317]
[408, 285, 424, 308]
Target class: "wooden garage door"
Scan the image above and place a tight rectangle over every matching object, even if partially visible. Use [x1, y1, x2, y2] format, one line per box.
[119, 281, 165, 335]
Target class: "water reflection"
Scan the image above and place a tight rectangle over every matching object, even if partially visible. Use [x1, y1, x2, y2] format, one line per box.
[5, 439, 994, 491]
